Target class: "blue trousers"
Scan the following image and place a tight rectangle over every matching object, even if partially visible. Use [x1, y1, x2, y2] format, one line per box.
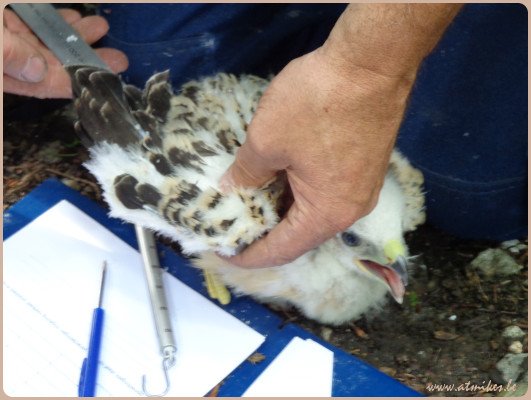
[99, 3, 527, 241]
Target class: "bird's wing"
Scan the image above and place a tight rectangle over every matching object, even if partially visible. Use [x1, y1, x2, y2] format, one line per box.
[71, 68, 282, 256]
[388, 150, 426, 232]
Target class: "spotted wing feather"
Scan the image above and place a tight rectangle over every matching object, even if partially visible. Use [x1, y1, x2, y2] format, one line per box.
[68, 66, 142, 147]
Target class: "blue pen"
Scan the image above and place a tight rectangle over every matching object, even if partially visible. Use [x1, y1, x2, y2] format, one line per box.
[78, 261, 107, 397]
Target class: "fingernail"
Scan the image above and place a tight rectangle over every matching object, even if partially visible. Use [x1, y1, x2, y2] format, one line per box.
[20, 56, 47, 82]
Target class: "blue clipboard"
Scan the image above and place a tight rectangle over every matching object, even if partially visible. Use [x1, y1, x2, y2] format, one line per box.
[3, 178, 421, 397]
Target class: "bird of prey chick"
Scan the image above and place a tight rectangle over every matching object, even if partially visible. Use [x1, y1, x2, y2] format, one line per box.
[69, 66, 425, 325]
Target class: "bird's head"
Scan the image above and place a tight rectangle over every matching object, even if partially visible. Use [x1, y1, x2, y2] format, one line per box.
[332, 174, 411, 304]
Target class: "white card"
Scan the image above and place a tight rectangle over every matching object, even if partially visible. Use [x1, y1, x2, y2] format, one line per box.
[243, 336, 334, 397]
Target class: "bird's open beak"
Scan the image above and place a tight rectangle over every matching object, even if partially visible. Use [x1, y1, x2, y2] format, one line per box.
[355, 240, 409, 304]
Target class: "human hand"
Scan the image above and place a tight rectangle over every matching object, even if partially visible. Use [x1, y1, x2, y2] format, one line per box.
[219, 4, 460, 268]
[3, 8, 128, 98]
[220, 48, 414, 268]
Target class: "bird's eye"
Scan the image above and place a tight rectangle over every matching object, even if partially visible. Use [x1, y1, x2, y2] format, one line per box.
[341, 232, 361, 247]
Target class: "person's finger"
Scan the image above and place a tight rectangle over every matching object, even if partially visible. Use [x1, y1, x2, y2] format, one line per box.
[226, 201, 337, 268]
[4, 47, 128, 99]
[3, 28, 47, 82]
[3, 67, 70, 98]
[4, 9, 32, 33]
[95, 48, 129, 73]
[70, 15, 110, 44]
[57, 9, 83, 25]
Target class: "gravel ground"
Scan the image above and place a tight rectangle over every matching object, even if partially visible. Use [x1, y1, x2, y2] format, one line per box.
[3, 94, 528, 397]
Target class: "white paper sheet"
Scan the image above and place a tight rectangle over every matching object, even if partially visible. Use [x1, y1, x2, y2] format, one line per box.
[242, 336, 334, 397]
[3, 200, 265, 397]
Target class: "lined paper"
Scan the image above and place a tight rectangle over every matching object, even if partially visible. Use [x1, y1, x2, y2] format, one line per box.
[3, 200, 264, 397]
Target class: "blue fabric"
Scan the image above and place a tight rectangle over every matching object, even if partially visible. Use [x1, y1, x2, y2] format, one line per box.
[396, 4, 527, 240]
[98, 3, 527, 241]
[98, 3, 346, 86]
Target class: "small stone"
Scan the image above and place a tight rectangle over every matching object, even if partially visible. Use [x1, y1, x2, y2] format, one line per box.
[492, 353, 528, 384]
[501, 239, 520, 249]
[61, 178, 81, 191]
[509, 341, 523, 354]
[36, 140, 64, 163]
[321, 326, 333, 342]
[4, 141, 14, 156]
[500, 239, 527, 253]
[509, 382, 527, 397]
[352, 324, 369, 339]
[427, 280, 437, 290]
[442, 279, 453, 289]
[349, 348, 361, 356]
[247, 352, 266, 364]
[451, 288, 463, 297]
[396, 354, 409, 364]
[469, 248, 523, 278]
[502, 325, 526, 342]
[379, 366, 397, 377]
[434, 330, 460, 341]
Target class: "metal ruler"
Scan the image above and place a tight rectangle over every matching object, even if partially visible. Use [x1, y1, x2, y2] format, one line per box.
[10, 3, 108, 69]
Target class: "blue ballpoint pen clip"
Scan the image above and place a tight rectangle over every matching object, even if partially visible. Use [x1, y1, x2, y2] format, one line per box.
[78, 261, 107, 397]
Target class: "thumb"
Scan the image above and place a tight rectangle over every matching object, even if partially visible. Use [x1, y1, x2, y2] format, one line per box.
[220, 139, 279, 192]
[3, 28, 48, 82]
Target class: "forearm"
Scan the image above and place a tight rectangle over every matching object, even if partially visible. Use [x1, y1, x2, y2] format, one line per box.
[322, 4, 463, 82]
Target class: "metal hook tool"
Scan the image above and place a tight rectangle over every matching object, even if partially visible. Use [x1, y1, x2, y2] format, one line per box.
[142, 346, 176, 397]
[136, 225, 177, 397]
